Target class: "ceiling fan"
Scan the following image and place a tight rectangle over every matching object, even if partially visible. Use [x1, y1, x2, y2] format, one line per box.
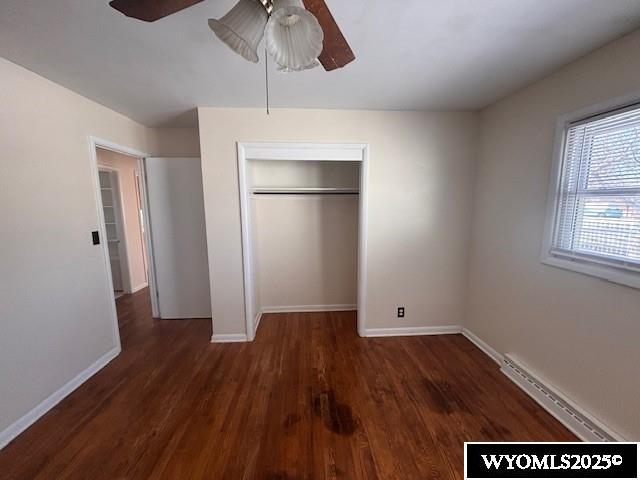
[109, 0, 355, 72]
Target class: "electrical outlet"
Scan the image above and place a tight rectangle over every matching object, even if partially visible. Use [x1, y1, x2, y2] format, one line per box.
[397, 307, 405, 318]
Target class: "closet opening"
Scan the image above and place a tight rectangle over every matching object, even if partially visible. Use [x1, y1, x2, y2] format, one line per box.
[238, 143, 369, 341]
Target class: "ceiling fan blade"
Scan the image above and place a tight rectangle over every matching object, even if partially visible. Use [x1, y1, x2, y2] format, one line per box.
[302, 0, 355, 71]
[109, 0, 204, 22]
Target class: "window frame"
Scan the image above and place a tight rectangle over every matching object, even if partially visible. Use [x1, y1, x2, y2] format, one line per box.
[541, 92, 640, 289]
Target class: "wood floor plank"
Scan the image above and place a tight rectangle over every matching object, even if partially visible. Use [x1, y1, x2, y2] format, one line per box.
[0, 289, 577, 479]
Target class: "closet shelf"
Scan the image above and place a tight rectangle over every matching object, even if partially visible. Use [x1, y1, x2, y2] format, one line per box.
[252, 187, 359, 195]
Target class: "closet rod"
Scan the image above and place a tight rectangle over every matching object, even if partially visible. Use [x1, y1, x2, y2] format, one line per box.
[252, 187, 359, 195]
[253, 191, 359, 195]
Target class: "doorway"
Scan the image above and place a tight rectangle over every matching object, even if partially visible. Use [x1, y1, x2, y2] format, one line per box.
[89, 137, 161, 350]
[89, 138, 213, 351]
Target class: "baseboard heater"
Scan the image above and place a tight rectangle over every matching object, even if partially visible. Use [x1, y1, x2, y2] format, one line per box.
[501, 354, 617, 442]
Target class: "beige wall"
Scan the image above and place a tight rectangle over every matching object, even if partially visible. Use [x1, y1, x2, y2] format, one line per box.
[253, 196, 359, 311]
[466, 30, 640, 440]
[250, 159, 360, 190]
[152, 127, 201, 157]
[0, 57, 152, 435]
[198, 108, 478, 336]
[0, 57, 200, 437]
[96, 148, 147, 291]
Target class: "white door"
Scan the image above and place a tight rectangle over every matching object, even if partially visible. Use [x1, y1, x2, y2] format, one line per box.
[145, 157, 211, 319]
[99, 169, 126, 294]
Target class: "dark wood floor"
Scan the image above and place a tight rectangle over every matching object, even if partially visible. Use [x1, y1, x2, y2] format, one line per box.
[0, 289, 575, 479]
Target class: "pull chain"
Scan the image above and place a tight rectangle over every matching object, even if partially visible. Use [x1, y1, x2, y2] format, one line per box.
[265, 47, 270, 115]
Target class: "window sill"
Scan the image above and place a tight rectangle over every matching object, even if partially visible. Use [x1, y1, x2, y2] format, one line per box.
[541, 253, 640, 290]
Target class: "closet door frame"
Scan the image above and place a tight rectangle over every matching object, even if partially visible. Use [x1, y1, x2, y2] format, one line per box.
[237, 142, 369, 341]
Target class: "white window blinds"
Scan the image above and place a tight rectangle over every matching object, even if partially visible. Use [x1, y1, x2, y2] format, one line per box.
[553, 104, 640, 270]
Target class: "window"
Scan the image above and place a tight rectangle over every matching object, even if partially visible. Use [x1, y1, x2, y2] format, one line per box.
[542, 99, 640, 288]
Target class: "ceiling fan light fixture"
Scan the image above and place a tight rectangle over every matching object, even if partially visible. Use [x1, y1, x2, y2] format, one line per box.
[208, 0, 269, 63]
[265, 2, 324, 72]
[277, 59, 320, 73]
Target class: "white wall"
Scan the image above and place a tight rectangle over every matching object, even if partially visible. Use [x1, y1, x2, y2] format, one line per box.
[0, 57, 200, 439]
[145, 157, 212, 320]
[198, 108, 478, 336]
[466, 29, 640, 440]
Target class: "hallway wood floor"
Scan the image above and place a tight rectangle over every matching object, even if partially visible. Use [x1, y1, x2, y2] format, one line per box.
[0, 289, 575, 479]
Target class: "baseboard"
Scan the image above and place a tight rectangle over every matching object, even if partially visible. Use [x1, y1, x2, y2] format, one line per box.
[130, 282, 148, 294]
[254, 311, 262, 338]
[261, 304, 357, 314]
[461, 328, 503, 365]
[0, 346, 120, 450]
[211, 333, 248, 343]
[363, 325, 462, 337]
[501, 354, 624, 442]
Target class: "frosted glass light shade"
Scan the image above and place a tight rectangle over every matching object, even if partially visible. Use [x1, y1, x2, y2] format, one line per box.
[265, 3, 324, 72]
[277, 59, 320, 72]
[271, 0, 302, 7]
[208, 0, 269, 63]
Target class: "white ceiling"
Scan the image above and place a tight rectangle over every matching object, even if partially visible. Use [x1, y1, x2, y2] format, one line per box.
[2, 0, 640, 127]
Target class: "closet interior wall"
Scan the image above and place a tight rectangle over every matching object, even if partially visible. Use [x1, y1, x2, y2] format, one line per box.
[248, 160, 360, 316]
